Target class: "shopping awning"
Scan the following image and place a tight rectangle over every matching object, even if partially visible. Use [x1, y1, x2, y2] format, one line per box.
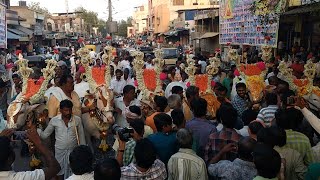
[15, 26, 34, 35]
[282, 4, 320, 15]
[164, 30, 178, 36]
[7, 31, 20, 40]
[200, 32, 219, 39]
[7, 28, 30, 41]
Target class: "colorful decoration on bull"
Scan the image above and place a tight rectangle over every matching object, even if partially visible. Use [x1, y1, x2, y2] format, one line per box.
[239, 63, 267, 103]
[261, 45, 273, 62]
[78, 47, 114, 152]
[185, 57, 197, 86]
[7, 55, 57, 129]
[227, 47, 240, 65]
[153, 49, 165, 95]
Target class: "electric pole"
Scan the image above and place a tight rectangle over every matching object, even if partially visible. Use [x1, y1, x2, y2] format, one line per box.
[108, 0, 112, 36]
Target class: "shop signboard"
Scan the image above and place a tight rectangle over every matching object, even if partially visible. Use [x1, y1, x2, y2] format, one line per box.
[0, 3, 6, 48]
[219, 0, 286, 47]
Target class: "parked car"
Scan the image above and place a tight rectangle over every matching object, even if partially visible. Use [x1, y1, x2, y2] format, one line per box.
[162, 48, 178, 65]
[24, 54, 53, 68]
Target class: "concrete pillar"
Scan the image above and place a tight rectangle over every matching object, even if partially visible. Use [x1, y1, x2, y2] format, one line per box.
[293, 16, 302, 45]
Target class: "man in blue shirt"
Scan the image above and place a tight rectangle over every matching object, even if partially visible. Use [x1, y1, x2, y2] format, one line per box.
[148, 113, 179, 165]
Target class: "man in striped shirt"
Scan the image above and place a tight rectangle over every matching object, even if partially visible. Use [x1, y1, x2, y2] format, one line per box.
[257, 93, 278, 127]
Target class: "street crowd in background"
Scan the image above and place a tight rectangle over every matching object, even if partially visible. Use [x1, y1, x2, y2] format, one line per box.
[0, 39, 320, 180]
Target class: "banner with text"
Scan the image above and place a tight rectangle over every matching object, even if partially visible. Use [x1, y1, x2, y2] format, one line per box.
[0, 4, 6, 49]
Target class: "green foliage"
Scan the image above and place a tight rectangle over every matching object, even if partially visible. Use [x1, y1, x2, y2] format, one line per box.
[28, 2, 50, 16]
[74, 6, 99, 33]
[115, 17, 133, 37]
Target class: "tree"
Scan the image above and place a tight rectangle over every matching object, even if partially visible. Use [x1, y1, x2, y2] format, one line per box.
[28, 2, 50, 17]
[74, 6, 99, 35]
[98, 19, 107, 37]
[115, 17, 133, 37]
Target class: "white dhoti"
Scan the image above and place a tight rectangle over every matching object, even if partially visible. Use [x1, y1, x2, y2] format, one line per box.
[55, 147, 73, 178]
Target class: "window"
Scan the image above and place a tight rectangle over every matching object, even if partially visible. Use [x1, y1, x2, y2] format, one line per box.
[173, 0, 184, 6]
[47, 23, 53, 31]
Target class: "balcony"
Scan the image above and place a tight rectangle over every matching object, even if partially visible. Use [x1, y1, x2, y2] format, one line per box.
[194, 9, 219, 20]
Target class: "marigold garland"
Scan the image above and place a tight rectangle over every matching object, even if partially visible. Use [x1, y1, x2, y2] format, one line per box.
[293, 79, 309, 87]
[25, 78, 44, 99]
[246, 75, 265, 102]
[143, 69, 157, 91]
[195, 74, 208, 93]
[92, 67, 106, 86]
[239, 64, 262, 76]
[201, 93, 220, 118]
[312, 87, 320, 97]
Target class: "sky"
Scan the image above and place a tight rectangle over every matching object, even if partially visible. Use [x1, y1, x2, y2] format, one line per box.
[11, 0, 147, 21]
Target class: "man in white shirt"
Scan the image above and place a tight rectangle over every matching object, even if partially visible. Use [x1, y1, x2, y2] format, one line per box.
[0, 129, 60, 180]
[198, 59, 207, 74]
[89, 49, 96, 60]
[67, 145, 94, 180]
[110, 69, 126, 97]
[74, 72, 90, 100]
[38, 100, 86, 180]
[123, 68, 135, 86]
[114, 85, 140, 127]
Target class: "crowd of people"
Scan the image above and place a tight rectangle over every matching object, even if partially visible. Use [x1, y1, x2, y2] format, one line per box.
[0, 41, 320, 180]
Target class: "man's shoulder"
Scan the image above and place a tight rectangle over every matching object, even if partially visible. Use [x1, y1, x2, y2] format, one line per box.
[8, 169, 45, 180]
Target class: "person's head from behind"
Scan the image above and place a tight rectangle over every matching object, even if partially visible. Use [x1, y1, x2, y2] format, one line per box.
[154, 113, 172, 133]
[60, 99, 73, 119]
[124, 68, 130, 80]
[253, 143, 281, 179]
[171, 109, 185, 129]
[237, 137, 257, 162]
[275, 108, 303, 130]
[69, 145, 93, 175]
[135, 139, 157, 169]
[154, 95, 168, 112]
[172, 86, 184, 99]
[248, 121, 264, 139]
[217, 103, 237, 128]
[126, 105, 141, 123]
[129, 118, 145, 140]
[176, 128, 193, 149]
[236, 83, 247, 98]
[94, 158, 121, 180]
[167, 94, 182, 109]
[115, 69, 123, 81]
[265, 92, 278, 106]
[277, 80, 290, 95]
[190, 98, 207, 118]
[257, 126, 286, 148]
[268, 76, 279, 86]
[186, 86, 199, 103]
[59, 74, 74, 92]
[0, 137, 15, 171]
[123, 85, 136, 101]
[216, 85, 228, 103]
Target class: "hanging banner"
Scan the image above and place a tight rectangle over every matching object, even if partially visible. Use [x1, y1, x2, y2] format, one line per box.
[0, 3, 6, 48]
[219, 0, 286, 47]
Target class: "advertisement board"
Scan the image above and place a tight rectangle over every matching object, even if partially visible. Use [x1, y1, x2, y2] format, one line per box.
[219, 0, 285, 47]
[0, 4, 6, 48]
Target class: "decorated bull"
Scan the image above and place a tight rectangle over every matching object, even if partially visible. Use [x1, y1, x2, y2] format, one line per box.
[77, 46, 115, 158]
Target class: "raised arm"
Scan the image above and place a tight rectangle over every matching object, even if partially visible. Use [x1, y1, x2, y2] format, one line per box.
[27, 128, 61, 180]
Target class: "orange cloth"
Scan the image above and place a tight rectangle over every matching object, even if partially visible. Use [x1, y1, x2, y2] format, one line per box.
[145, 112, 160, 132]
[182, 100, 193, 121]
